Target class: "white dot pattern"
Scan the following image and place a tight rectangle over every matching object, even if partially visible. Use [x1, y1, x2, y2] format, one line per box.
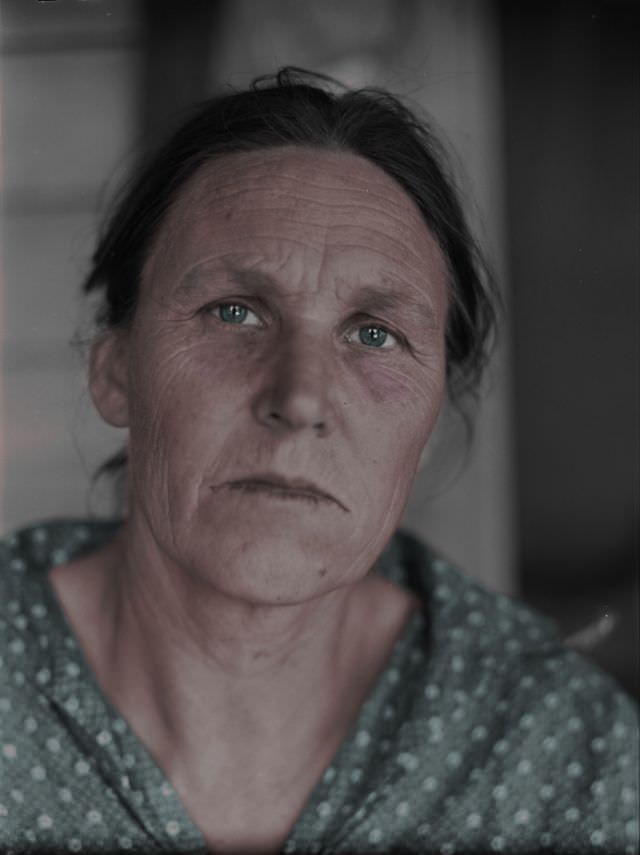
[0, 520, 637, 853]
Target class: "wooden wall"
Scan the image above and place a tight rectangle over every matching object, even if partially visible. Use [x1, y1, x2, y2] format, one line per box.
[0, 0, 141, 529]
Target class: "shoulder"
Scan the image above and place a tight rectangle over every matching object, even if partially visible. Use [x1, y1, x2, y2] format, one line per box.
[0, 517, 122, 708]
[388, 526, 563, 657]
[392, 527, 638, 726]
[386, 528, 639, 849]
[0, 518, 121, 588]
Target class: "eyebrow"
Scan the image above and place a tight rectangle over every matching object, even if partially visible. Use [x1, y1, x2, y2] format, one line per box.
[175, 262, 437, 328]
[174, 263, 272, 303]
[351, 281, 437, 329]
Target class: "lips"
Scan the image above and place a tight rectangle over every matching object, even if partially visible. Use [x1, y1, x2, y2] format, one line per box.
[227, 473, 347, 511]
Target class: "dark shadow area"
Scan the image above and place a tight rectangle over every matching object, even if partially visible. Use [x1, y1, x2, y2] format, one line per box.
[500, 0, 639, 697]
[140, 0, 222, 145]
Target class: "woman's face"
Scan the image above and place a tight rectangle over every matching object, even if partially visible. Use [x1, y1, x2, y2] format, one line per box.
[92, 147, 449, 604]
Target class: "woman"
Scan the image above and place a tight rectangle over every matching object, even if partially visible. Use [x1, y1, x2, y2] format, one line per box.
[1, 69, 637, 855]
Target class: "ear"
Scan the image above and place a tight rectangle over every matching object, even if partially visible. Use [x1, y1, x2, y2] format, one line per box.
[88, 331, 130, 428]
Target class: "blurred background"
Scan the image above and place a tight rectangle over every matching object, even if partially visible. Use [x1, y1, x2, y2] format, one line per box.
[0, 0, 637, 696]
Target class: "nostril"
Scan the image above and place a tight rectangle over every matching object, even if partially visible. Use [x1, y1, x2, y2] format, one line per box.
[265, 407, 326, 432]
[313, 421, 326, 435]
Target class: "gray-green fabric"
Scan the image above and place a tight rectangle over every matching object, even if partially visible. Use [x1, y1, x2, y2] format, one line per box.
[1, 519, 638, 854]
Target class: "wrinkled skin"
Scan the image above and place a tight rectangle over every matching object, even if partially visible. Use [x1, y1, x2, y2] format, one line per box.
[92, 146, 449, 608]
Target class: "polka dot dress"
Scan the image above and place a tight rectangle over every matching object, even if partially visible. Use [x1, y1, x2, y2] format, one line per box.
[1, 520, 638, 853]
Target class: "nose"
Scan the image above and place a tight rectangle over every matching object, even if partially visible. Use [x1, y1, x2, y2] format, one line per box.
[252, 333, 336, 437]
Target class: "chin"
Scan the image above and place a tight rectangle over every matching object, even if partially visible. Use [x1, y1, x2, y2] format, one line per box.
[190, 533, 349, 606]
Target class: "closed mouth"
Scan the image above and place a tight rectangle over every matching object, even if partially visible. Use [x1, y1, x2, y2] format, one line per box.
[224, 476, 348, 512]
[229, 480, 328, 506]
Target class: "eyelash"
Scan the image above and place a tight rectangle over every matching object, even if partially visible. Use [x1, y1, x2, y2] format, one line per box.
[203, 301, 404, 350]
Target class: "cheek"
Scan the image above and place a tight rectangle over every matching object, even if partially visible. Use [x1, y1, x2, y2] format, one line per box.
[361, 361, 424, 403]
[358, 354, 445, 426]
[126, 333, 259, 467]
[353, 360, 445, 483]
[129, 351, 185, 427]
[126, 338, 211, 457]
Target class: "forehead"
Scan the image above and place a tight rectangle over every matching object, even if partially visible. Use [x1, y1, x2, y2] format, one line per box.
[145, 146, 448, 303]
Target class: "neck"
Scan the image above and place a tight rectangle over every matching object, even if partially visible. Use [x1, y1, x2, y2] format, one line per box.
[66, 520, 396, 784]
[49, 516, 419, 823]
[114, 530, 358, 709]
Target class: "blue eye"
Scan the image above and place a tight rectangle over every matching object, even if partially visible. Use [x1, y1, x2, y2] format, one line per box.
[358, 327, 387, 347]
[209, 302, 399, 349]
[214, 303, 261, 326]
[350, 324, 399, 350]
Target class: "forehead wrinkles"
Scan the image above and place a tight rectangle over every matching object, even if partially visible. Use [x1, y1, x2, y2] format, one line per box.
[168, 147, 428, 235]
[189, 146, 408, 196]
[143, 148, 448, 305]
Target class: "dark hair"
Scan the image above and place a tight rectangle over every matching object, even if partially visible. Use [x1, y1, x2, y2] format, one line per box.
[82, 67, 498, 486]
